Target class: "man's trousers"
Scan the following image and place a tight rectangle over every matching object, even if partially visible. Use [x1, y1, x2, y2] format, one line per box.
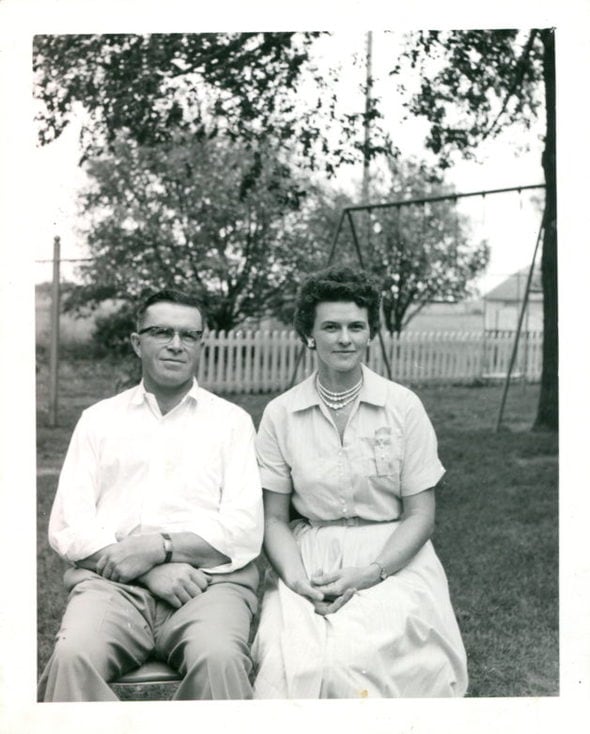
[38, 568, 258, 702]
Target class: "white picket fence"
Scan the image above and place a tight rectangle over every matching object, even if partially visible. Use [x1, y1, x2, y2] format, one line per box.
[196, 329, 543, 394]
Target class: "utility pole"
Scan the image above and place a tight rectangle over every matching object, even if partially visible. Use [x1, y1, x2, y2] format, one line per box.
[361, 31, 373, 206]
[48, 236, 61, 427]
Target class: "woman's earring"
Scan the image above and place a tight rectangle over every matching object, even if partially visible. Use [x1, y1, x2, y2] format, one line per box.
[307, 337, 316, 349]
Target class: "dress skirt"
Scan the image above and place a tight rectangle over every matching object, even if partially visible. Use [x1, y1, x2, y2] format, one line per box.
[252, 519, 468, 699]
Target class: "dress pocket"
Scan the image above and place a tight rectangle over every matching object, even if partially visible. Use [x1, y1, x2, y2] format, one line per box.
[361, 426, 401, 491]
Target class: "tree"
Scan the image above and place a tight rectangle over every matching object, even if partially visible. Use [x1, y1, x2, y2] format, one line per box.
[33, 33, 390, 192]
[289, 158, 489, 333]
[34, 34, 313, 147]
[392, 29, 557, 430]
[67, 134, 317, 330]
[33, 32, 396, 339]
[369, 160, 489, 333]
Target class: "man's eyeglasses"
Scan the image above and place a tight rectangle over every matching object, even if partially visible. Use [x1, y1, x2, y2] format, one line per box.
[137, 326, 203, 346]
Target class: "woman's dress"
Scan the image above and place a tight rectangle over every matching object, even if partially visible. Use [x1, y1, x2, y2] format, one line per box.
[252, 365, 468, 699]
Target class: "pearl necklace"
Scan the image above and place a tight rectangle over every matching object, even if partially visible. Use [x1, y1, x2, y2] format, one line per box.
[317, 376, 363, 411]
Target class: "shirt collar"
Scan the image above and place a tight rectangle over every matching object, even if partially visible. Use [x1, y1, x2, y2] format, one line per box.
[289, 364, 387, 412]
[358, 363, 388, 407]
[129, 378, 200, 407]
[289, 372, 321, 412]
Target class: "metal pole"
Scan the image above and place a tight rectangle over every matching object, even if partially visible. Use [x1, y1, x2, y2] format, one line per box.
[522, 305, 529, 393]
[287, 210, 349, 389]
[48, 236, 61, 427]
[326, 209, 347, 266]
[347, 210, 392, 381]
[344, 183, 545, 214]
[495, 213, 545, 432]
[362, 31, 373, 256]
[346, 209, 366, 268]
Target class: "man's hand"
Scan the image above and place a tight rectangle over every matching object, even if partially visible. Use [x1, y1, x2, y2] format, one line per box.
[95, 535, 164, 583]
[139, 563, 210, 608]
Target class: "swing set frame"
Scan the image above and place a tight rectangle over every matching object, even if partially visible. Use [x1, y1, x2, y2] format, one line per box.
[289, 182, 546, 430]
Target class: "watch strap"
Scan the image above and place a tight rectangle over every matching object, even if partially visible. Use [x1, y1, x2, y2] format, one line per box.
[161, 532, 173, 563]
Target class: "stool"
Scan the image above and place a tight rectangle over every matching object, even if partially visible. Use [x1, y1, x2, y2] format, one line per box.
[115, 660, 181, 686]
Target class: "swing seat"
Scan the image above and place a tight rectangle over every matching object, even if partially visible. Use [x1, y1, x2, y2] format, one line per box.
[115, 659, 181, 685]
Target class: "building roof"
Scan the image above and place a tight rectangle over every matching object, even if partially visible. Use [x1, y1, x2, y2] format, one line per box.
[484, 265, 543, 302]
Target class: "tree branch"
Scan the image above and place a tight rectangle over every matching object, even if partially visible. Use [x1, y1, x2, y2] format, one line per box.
[480, 29, 539, 142]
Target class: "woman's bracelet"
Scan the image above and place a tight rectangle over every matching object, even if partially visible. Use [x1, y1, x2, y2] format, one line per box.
[369, 561, 389, 582]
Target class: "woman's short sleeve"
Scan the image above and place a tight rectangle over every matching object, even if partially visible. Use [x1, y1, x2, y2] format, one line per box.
[255, 404, 293, 494]
[400, 393, 445, 495]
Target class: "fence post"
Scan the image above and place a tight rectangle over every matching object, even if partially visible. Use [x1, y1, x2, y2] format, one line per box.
[48, 236, 61, 427]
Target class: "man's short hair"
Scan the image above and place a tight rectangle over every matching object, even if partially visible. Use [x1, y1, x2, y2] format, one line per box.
[136, 289, 206, 330]
[293, 265, 381, 342]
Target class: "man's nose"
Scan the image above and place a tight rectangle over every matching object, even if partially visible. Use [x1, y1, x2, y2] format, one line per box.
[167, 332, 183, 350]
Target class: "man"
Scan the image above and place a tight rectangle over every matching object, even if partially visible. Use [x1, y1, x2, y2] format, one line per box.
[38, 289, 263, 701]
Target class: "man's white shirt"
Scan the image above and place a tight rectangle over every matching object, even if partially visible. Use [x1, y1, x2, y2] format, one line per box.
[48, 379, 263, 573]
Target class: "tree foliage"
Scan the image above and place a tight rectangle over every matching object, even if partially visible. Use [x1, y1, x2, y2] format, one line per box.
[290, 159, 489, 334]
[396, 30, 545, 167]
[33, 33, 391, 189]
[393, 29, 557, 430]
[67, 134, 318, 331]
[34, 34, 312, 144]
[338, 159, 489, 333]
[71, 136, 486, 339]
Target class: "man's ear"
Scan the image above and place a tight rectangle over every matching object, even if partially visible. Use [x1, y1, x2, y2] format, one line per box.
[130, 333, 142, 359]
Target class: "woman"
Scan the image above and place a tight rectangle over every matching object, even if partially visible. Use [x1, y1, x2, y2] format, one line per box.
[252, 266, 468, 698]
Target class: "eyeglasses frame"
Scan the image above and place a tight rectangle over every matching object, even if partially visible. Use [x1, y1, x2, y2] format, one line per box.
[136, 325, 204, 346]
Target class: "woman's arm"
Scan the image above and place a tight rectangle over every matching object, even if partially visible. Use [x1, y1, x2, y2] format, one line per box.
[262, 490, 323, 603]
[371, 487, 435, 576]
[311, 488, 436, 597]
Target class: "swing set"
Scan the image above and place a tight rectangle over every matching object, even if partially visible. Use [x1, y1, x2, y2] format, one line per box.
[289, 182, 546, 431]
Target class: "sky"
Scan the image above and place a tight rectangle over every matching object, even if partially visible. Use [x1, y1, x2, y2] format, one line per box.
[31, 30, 546, 295]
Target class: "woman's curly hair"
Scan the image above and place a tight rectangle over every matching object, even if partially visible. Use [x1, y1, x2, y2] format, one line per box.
[293, 266, 381, 342]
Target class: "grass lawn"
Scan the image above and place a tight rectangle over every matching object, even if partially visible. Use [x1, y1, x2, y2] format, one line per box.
[36, 360, 558, 699]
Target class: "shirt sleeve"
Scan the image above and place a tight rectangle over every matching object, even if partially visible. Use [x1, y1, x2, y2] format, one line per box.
[196, 410, 264, 574]
[255, 403, 294, 494]
[48, 411, 119, 562]
[400, 392, 445, 496]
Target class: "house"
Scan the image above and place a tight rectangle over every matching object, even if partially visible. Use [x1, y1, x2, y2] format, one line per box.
[483, 265, 543, 332]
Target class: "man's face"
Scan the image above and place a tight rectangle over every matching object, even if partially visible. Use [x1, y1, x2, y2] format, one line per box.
[130, 301, 204, 395]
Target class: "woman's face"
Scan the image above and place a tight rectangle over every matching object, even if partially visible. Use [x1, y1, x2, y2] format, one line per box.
[311, 301, 371, 375]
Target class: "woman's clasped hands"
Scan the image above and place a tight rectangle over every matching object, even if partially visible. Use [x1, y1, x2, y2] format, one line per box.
[289, 565, 380, 615]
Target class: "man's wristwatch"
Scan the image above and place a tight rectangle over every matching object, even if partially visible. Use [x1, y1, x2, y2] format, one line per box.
[370, 561, 389, 582]
[161, 533, 173, 563]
